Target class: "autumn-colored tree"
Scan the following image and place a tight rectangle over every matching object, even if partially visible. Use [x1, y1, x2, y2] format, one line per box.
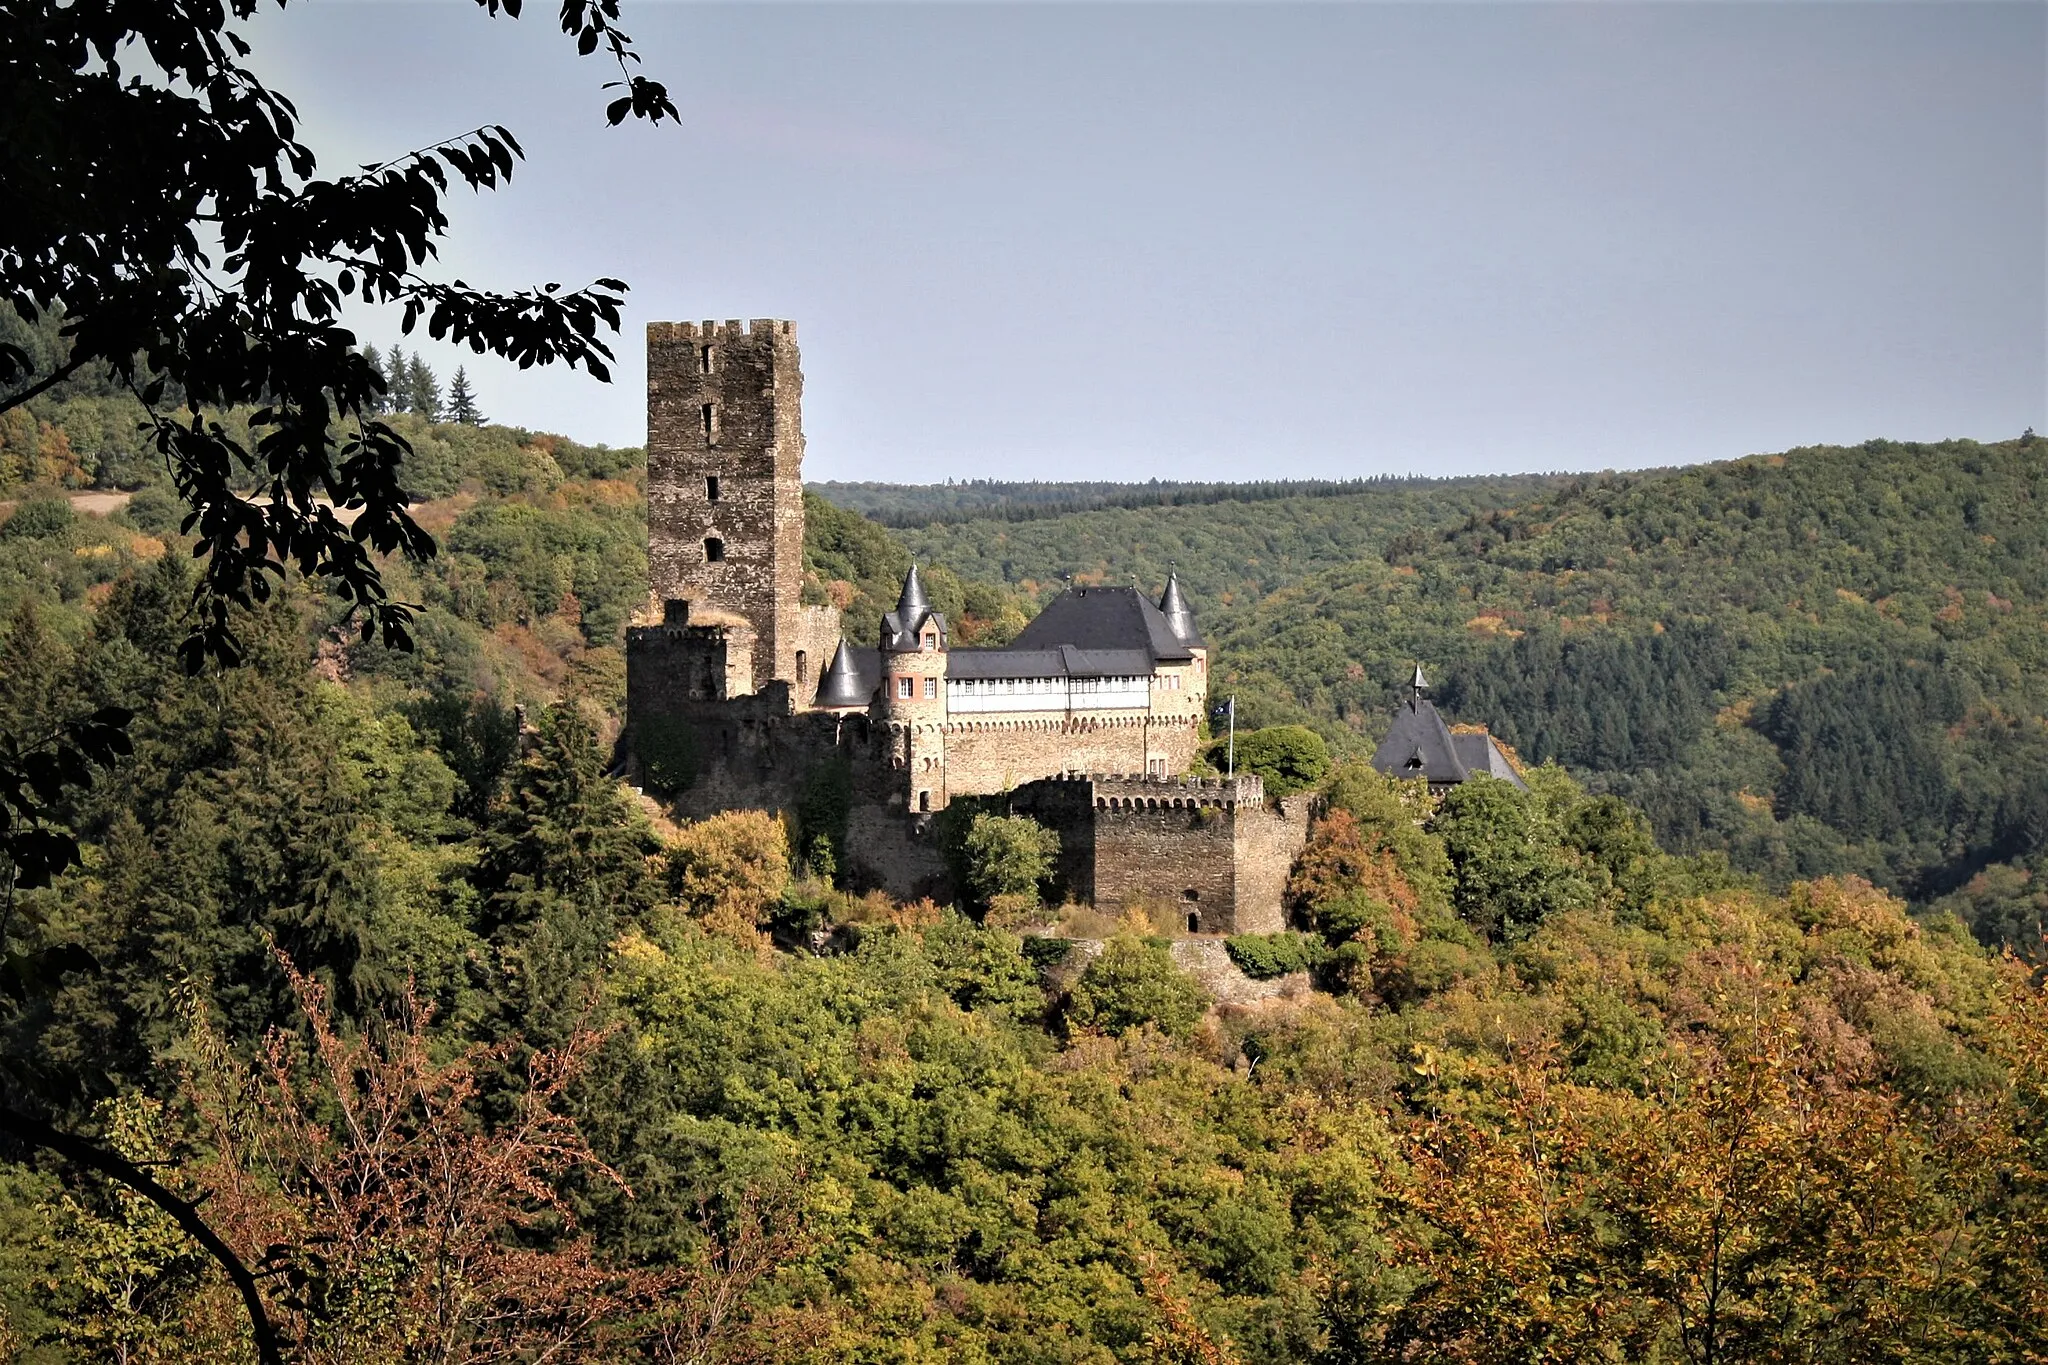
[169, 953, 814, 1364]
[1287, 809, 1421, 927]
[1385, 991, 1966, 1364]
[664, 810, 791, 940]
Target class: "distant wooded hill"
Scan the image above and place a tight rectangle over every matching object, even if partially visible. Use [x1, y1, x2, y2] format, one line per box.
[816, 474, 1571, 624]
[1205, 436, 2048, 948]
[813, 473, 1576, 528]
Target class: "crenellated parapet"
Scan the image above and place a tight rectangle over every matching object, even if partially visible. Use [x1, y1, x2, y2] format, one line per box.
[1021, 771, 1266, 811]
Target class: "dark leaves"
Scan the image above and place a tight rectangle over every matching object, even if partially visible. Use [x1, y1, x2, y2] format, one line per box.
[0, 0, 674, 670]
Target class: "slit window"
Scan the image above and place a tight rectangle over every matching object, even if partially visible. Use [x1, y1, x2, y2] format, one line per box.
[699, 344, 715, 374]
[706, 475, 720, 502]
[796, 650, 808, 685]
[701, 403, 717, 443]
[704, 537, 725, 563]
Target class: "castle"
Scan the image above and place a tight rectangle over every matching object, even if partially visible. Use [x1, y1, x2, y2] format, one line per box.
[625, 320, 1307, 931]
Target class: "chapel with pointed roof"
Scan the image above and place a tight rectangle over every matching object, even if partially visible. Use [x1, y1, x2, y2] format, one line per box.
[1369, 665, 1526, 793]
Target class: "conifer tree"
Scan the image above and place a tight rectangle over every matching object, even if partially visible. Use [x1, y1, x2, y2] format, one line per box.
[403, 352, 442, 421]
[473, 703, 651, 1046]
[447, 366, 483, 425]
[359, 345, 389, 414]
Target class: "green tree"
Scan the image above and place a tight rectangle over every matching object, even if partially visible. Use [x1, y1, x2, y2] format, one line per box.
[1429, 776, 1590, 940]
[959, 812, 1059, 908]
[474, 703, 652, 1046]
[1068, 934, 1207, 1038]
[1213, 725, 1330, 797]
[446, 365, 483, 425]
[403, 352, 443, 421]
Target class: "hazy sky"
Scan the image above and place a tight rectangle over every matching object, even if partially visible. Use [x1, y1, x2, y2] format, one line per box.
[249, 2, 2045, 482]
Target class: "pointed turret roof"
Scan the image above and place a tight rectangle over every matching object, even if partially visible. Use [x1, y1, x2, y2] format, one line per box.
[1158, 571, 1202, 647]
[896, 564, 929, 619]
[1411, 662, 1429, 695]
[814, 639, 876, 709]
[880, 564, 946, 652]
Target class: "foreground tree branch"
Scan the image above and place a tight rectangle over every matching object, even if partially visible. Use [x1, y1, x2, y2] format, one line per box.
[0, 1104, 285, 1365]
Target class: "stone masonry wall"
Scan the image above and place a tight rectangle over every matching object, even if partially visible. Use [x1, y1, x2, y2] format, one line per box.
[647, 320, 809, 688]
[1231, 798, 1311, 935]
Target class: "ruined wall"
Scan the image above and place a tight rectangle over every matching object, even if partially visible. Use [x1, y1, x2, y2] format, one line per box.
[646, 319, 810, 688]
[624, 609, 756, 722]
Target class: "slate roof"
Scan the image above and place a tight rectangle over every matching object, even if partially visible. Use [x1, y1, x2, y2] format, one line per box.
[814, 640, 880, 709]
[948, 645, 1156, 681]
[881, 566, 948, 652]
[1452, 731, 1527, 787]
[1009, 586, 1193, 662]
[1372, 696, 1469, 786]
[1369, 694, 1528, 790]
[1158, 573, 1204, 648]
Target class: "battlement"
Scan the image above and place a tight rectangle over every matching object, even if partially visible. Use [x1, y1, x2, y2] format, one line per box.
[646, 319, 797, 343]
[1026, 770, 1265, 810]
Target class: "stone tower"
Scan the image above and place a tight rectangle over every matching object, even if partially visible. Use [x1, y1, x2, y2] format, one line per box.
[647, 319, 838, 695]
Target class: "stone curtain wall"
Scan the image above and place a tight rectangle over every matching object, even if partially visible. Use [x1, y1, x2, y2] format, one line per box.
[1093, 803, 1239, 930]
[941, 717, 1150, 800]
[1231, 797, 1310, 935]
[1012, 774, 1296, 934]
[646, 320, 814, 688]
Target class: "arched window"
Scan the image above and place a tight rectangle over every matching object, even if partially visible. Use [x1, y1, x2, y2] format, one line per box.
[1186, 911, 1200, 934]
[704, 537, 725, 563]
[796, 650, 807, 685]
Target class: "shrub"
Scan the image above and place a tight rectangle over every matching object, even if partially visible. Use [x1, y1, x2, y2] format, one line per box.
[1068, 936, 1207, 1037]
[958, 813, 1059, 909]
[1224, 932, 1328, 980]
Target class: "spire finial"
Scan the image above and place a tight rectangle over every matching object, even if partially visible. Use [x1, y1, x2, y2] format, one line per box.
[1411, 662, 1429, 697]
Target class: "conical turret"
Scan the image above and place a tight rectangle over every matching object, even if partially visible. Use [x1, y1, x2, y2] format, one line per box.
[814, 639, 872, 710]
[896, 564, 929, 620]
[880, 563, 946, 653]
[1158, 570, 1198, 645]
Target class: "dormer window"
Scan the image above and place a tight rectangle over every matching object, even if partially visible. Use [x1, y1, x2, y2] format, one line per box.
[922, 632, 936, 650]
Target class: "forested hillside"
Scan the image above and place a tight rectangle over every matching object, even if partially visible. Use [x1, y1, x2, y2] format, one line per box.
[3, 369, 2046, 1359]
[1211, 436, 2048, 949]
[833, 473, 1568, 626]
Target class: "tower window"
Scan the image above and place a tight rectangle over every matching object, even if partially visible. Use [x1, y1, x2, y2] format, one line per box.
[701, 403, 717, 443]
[796, 650, 807, 685]
[706, 475, 720, 502]
[898, 676, 914, 699]
[704, 537, 725, 563]
[918, 790, 932, 813]
[699, 344, 715, 374]
[923, 677, 937, 700]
